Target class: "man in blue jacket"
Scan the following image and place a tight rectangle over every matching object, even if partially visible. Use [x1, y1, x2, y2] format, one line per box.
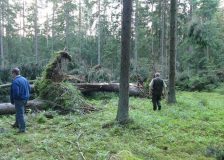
[10, 68, 30, 133]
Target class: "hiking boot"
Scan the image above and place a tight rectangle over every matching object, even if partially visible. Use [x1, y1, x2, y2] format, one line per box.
[17, 130, 26, 134]
[11, 123, 19, 128]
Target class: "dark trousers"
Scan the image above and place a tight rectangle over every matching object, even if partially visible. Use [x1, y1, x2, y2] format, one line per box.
[152, 95, 161, 111]
[14, 100, 27, 132]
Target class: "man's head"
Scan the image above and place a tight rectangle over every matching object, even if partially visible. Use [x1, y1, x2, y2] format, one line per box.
[12, 68, 20, 78]
[155, 72, 160, 78]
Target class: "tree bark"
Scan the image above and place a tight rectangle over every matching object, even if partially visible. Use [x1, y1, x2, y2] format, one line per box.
[45, 0, 49, 49]
[160, 0, 167, 78]
[0, 83, 144, 96]
[134, 0, 138, 73]
[23, 0, 25, 37]
[0, 82, 143, 96]
[168, 0, 177, 103]
[0, 0, 4, 68]
[150, 2, 156, 75]
[64, 1, 69, 50]
[78, 0, 82, 57]
[34, 0, 38, 64]
[76, 83, 143, 96]
[97, 0, 101, 65]
[0, 98, 97, 115]
[0, 99, 45, 115]
[116, 0, 133, 124]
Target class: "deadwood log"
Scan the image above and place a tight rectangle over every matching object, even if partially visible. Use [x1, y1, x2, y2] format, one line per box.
[1, 82, 144, 96]
[75, 83, 144, 96]
[0, 99, 45, 115]
[0, 99, 97, 115]
[0, 80, 36, 89]
[0, 83, 143, 115]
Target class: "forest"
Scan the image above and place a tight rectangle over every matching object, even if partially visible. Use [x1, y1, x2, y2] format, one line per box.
[0, 0, 224, 159]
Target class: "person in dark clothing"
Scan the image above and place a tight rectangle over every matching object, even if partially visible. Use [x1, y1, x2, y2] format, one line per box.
[10, 68, 30, 133]
[137, 74, 144, 88]
[149, 72, 166, 111]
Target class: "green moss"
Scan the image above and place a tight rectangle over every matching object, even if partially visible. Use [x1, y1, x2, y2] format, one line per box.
[43, 51, 71, 81]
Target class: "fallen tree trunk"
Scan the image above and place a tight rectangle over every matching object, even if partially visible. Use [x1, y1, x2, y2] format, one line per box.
[1, 82, 144, 96]
[0, 83, 144, 115]
[0, 99, 45, 115]
[0, 103, 15, 115]
[75, 83, 144, 96]
[0, 98, 97, 115]
[0, 80, 36, 89]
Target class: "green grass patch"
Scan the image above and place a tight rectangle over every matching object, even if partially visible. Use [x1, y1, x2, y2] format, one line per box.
[213, 83, 224, 95]
[0, 91, 224, 159]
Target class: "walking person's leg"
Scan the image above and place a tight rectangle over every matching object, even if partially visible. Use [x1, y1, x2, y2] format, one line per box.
[14, 100, 26, 132]
[157, 96, 162, 110]
[157, 100, 161, 110]
[152, 96, 157, 111]
[12, 111, 19, 128]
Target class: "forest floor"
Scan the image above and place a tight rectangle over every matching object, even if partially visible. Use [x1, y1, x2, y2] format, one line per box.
[0, 88, 224, 160]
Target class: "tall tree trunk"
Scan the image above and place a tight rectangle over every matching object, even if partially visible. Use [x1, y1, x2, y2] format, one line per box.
[164, 0, 168, 79]
[187, 0, 193, 77]
[5, 0, 9, 66]
[160, 0, 165, 78]
[23, 0, 25, 37]
[116, 0, 133, 124]
[161, 0, 168, 78]
[19, 2, 22, 41]
[189, 0, 196, 21]
[168, 0, 177, 103]
[0, 1, 4, 68]
[51, 2, 55, 52]
[64, 1, 69, 50]
[45, 0, 49, 49]
[134, 0, 138, 73]
[97, 0, 101, 65]
[46, 13, 49, 48]
[151, 1, 155, 74]
[78, 0, 82, 57]
[34, 0, 38, 64]
[189, 0, 192, 20]
[206, 46, 209, 61]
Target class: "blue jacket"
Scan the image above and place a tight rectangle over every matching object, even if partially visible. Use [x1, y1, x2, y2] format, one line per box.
[10, 75, 31, 104]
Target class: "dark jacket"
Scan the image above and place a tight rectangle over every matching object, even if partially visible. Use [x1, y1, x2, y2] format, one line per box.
[10, 75, 30, 104]
[151, 77, 164, 96]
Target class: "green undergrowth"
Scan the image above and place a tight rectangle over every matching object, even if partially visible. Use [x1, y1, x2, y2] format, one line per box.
[0, 91, 224, 160]
[212, 83, 224, 95]
[34, 51, 90, 112]
[35, 79, 87, 110]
